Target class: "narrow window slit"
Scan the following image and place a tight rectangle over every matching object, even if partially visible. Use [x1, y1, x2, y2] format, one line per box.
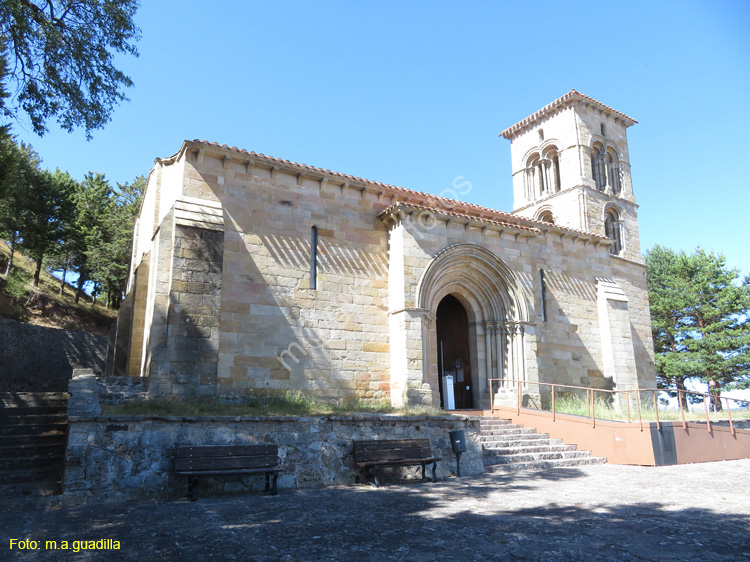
[310, 226, 318, 290]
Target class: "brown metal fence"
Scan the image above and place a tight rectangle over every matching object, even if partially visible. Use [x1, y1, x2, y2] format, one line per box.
[489, 378, 750, 436]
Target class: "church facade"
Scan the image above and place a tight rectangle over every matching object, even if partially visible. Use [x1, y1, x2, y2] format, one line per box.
[108, 90, 656, 408]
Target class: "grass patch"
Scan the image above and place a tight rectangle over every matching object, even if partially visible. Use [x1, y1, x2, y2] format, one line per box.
[101, 390, 445, 418]
[548, 391, 750, 422]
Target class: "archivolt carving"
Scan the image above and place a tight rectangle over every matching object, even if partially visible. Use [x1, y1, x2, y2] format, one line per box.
[417, 243, 528, 324]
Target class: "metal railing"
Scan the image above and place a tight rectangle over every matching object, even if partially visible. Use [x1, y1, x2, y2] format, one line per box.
[489, 378, 750, 435]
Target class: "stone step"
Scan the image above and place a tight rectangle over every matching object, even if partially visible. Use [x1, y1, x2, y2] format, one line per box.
[479, 427, 539, 436]
[478, 419, 515, 426]
[0, 433, 67, 447]
[0, 413, 68, 424]
[482, 436, 564, 447]
[483, 450, 595, 465]
[483, 443, 577, 455]
[0, 466, 64, 485]
[480, 432, 551, 443]
[0, 393, 68, 408]
[0, 455, 65, 471]
[483, 457, 607, 473]
[0, 442, 67, 458]
[0, 406, 67, 418]
[0, 481, 62, 499]
[0, 422, 68, 437]
[479, 424, 525, 432]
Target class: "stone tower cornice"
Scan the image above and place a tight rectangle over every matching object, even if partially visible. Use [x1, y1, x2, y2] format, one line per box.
[500, 90, 638, 141]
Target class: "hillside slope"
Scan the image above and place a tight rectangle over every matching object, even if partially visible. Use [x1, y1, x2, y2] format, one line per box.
[0, 244, 116, 337]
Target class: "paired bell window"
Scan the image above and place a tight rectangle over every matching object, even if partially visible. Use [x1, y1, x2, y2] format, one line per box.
[591, 142, 622, 196]
[524, 145, 561, 200]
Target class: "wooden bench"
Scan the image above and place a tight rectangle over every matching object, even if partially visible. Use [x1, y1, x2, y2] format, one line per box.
[353, 438, 442, 487]
[174, 444, 281, 501]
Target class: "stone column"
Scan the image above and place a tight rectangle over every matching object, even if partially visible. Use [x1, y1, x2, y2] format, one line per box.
[496, 325, 506, 385]
[484, 323, 494, 386]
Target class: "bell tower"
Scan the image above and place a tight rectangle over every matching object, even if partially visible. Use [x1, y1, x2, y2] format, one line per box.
[501, 90, 643, 263]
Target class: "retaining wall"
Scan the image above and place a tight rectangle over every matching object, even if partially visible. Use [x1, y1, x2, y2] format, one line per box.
[64, 414, 481, 505]
[64, 372, 481, 505]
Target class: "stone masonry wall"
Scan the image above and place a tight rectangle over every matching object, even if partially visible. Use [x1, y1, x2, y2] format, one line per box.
[148, 225, 224, 396]
[63, 414, 482, 505]
[0, 317, 107, 392]
[184, 152, 394, 401]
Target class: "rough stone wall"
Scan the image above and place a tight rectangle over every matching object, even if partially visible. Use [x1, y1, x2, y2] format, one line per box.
[97, 376, 148, 404]
[0, 317, 107, 391]
[63, 414, 481, 505]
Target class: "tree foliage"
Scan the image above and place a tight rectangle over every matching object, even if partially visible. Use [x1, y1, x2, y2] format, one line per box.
[0, 141, 41, 274]
[17, 167, 75, 285]
[0, 0, 140, 136]
[77, 173, 143, 307]
[646, 245, 750, 409]
[69, 171, 112, 301]
[1, 135, 143, 307]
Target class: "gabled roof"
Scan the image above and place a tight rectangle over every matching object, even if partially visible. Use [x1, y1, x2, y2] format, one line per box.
[179, 139, 610, 244]
[500, 90, 637, 140]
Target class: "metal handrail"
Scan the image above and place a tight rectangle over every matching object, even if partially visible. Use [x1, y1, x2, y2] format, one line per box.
[488, 378, 749, 435]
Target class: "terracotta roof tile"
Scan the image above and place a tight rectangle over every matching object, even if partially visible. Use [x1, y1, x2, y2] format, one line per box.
[378, 202, 542, 234]
[186, 139, 609, 242]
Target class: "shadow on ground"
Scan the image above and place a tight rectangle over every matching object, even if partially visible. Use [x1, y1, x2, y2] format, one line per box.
[3, 466, 749, 561]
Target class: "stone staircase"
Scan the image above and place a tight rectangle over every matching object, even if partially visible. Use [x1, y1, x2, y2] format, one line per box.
[0, 393, 69, 497]
[480, 416, 606, 473]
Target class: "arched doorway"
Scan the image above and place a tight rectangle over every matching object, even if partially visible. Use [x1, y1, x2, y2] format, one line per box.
[436, 295, 473, 409]
[417, 243, 530, 409]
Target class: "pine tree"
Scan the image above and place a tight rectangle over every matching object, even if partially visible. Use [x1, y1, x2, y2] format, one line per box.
[0, 142, 42, 276]
[646, 246, 750, 410]
[88, 175, 144, 308]
[17, 168, 75, 286]
[70, 172, 112, 302]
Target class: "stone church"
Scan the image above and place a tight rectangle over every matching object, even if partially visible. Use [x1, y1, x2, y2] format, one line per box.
[107, 90, 656, 409]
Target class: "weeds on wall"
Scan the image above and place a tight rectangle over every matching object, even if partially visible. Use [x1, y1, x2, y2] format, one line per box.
[102, 390, 444, 418]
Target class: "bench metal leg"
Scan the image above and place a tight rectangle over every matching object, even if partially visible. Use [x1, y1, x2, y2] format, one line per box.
[187, 475, 198, 502]
[373, 466, 381, 487]
[263, 472, 279, 495]
[421, 464, 427, 480]
[431, 462, 437, 483]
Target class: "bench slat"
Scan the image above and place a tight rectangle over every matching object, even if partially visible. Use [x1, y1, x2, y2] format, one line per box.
[174, 455, 279, 472]
[353, 439, 430, 451]
[354, 448, 431, 462]
[175, 445, 277, 458]
[355, 457, 440, 467]
[175, 468, 280, 476]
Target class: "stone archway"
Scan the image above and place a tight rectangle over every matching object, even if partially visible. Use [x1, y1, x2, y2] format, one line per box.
[417, 244, 529, 409]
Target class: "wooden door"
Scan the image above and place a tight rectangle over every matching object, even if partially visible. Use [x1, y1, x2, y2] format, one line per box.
[436, 295, 473, 409]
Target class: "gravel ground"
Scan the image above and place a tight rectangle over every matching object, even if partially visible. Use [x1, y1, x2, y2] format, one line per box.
[2, 459, 750, 561]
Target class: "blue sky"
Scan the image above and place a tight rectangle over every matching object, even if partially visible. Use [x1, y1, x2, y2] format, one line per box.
[10, 0, 750, 277]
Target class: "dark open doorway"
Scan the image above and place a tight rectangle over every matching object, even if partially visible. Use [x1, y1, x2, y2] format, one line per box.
[436, 294, 473, 410]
